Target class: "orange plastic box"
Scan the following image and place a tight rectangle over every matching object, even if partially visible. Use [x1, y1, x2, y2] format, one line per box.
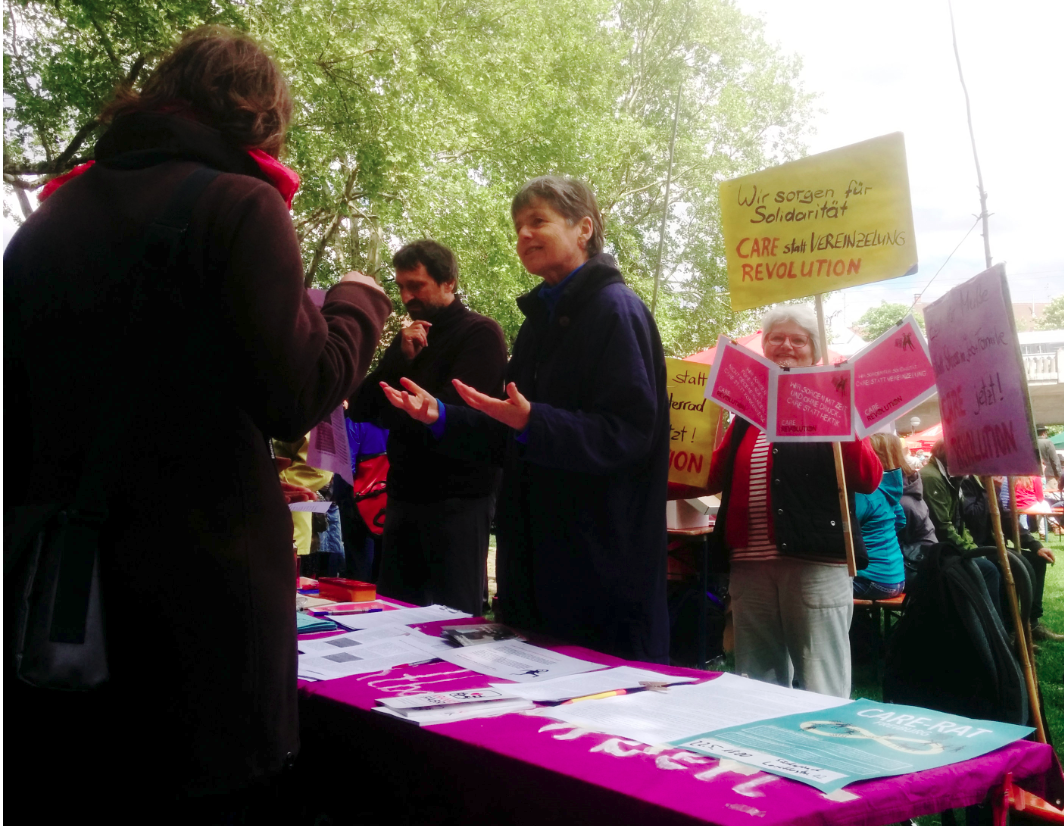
[316, 578, 377, 603]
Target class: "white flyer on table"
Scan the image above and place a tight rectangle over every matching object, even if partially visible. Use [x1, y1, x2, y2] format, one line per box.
[535, 672, 851, 745]
[297, 636, 437, 680]
[374, 699, 534, 726]
[378, 687, 520, 710]
[435, 640, 605, 682]
[297, 625, 410, 656]
[490, 666, 699, 703]
[330, 604, 471, 631]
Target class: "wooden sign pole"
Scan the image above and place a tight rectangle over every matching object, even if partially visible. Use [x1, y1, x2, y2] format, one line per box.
[1006, 475, 1045, 739]
[985, 474, 1046, 743]
[814, 294, 857, 577]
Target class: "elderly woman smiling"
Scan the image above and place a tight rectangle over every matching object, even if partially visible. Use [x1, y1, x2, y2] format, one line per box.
[704, 304, 882, 698]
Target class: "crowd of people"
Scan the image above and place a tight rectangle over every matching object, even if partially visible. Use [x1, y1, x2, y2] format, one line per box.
[6, 24, 1062, 820]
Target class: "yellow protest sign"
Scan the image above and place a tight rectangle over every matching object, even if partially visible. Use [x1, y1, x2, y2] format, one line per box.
[721, 132, 917, 311]
[666, 357, 721, 487]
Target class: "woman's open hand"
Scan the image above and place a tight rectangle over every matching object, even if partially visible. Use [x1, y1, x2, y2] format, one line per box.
[452, 379, 531, 432]
[380, 377, 439, 424]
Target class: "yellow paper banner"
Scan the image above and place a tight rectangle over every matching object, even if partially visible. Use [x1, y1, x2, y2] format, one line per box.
[721, 132, 917, 311]
[666, 357, 721, 487]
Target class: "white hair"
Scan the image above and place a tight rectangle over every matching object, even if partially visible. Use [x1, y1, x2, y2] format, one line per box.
[761, 304, 821, 364]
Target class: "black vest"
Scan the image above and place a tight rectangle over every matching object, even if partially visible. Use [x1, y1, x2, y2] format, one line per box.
[710, 418, 868, 572]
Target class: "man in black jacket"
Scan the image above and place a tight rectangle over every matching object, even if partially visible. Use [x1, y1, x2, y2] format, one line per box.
[350, 240, 508, 614]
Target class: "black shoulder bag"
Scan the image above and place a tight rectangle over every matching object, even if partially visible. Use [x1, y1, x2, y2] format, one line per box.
[5, 166, 221, 690]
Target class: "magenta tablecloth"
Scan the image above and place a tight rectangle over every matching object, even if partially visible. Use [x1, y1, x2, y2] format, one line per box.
[298, 619, 1062, 826]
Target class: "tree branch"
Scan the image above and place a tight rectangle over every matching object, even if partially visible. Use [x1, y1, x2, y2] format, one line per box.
[304, 165, 362, 287]
[4, 152, 94, 176]
[52, 119, 101, 171]
[88, 13, 120, 67]
[304, 211, 345, 288]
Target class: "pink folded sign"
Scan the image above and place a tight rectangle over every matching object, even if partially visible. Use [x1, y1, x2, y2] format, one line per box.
[851, 315, 937, 438]
[923, 264, 1040, 476]
[704, 336, 775, 430]
[768, 364, 854, 442]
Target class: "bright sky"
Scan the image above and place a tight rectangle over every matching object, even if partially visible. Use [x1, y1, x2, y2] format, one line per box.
[732, 0, 1064, 334]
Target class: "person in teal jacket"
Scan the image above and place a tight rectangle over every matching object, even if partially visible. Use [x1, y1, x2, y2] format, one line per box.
[853, 435, 907, 599]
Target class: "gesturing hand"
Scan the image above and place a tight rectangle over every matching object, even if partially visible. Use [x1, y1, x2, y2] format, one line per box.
[380, 377, 439, 424]
[453, 379, 531, 432]
[339, 270, 387, 295]
[400, 320, 432, 361]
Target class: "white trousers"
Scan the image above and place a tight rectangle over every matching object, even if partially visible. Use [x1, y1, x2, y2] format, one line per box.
[730, 558, 852, 698]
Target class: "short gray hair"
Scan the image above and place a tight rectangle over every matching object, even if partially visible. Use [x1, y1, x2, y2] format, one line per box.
[761, 304, 821, 364]
[511, 176, 605, 257]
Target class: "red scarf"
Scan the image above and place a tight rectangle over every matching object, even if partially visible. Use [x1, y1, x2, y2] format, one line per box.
[38, 151, 301, 208]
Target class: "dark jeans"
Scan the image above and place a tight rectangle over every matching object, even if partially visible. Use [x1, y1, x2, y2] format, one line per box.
[1022, 545, 1047, 622]
[378, 496, 492, 616]
[852, 577, 905, 600]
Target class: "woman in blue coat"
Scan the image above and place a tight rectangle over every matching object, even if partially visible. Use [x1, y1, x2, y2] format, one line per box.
[382, 176, 671, 662]
[853, 433, 908, 599]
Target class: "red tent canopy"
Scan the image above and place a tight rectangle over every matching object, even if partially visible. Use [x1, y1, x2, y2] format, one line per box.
[683, 330, 846, 365]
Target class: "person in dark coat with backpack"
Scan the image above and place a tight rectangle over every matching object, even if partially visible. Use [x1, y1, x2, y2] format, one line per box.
[4, 28, 391, 817]
[381, 176, 671, 663]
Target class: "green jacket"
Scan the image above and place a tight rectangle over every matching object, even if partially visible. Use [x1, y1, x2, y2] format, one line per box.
[920, 458, 977, 551]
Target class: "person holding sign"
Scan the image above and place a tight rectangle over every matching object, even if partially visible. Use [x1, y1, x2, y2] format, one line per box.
[703, 304, 882, 698]
[379, 176, 671, 663]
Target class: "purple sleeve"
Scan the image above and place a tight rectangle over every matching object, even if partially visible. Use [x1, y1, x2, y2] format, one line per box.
[428, 399, 447, 439]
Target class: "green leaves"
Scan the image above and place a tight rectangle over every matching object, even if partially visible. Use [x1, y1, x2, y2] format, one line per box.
[855, 301, 924, 342]
[5, 0, 813, 355]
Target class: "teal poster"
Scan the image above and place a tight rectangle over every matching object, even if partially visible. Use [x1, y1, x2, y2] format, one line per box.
[670, 698, 1032, 792]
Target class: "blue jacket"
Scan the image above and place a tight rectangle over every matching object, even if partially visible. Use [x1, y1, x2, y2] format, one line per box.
[856, 468, 906, 584]
[441, 253, 671, 662]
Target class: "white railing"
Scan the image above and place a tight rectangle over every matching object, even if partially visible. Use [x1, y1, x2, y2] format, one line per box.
[1023, 349, 1062, 384]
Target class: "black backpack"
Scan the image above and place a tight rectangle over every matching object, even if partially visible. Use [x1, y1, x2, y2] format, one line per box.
[883, 543, 1029, 725]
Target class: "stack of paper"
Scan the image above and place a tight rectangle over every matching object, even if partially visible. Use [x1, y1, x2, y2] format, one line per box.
[298, 627, 441, 681]
[329, 603, 471, 631]
[435, 639, 604, 682]
[491, 666, 699, 704]
[533, 673, 851, 745]
[374, 687, 533, 725]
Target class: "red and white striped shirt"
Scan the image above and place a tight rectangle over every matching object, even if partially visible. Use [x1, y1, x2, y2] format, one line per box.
[732, 432, 780, 562]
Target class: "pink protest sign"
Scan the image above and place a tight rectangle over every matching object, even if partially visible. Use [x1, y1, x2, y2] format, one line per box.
[704, 335, 775, 429]
[307, 404, 354, 485]
[768, 364, 854, 442]
[851, 315, 936, 438]
[923, 265, 1040, 476]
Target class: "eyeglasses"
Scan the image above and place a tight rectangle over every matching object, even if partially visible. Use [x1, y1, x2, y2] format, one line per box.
[766, 333, 811, 348]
